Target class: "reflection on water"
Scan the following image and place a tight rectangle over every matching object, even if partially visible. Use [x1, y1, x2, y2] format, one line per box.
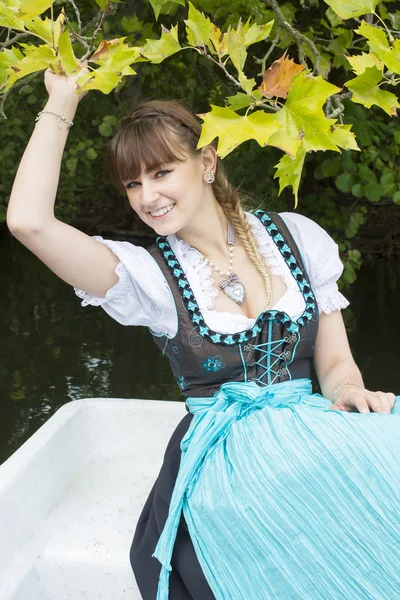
[1, 231, 399, 464]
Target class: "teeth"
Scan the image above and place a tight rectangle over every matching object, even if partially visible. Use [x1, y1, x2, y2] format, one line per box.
[151, 204, 175, 217]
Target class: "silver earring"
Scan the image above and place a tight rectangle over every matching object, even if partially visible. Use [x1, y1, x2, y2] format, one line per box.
[204, 171, 215, 184]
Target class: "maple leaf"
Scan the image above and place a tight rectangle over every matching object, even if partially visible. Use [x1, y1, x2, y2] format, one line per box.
[274, 144, 306, 207]
[197, 105, 281, 158]
[345, 51, 383, 75]
[267, 72, 341, 157]
[141, 25, 181, 64]
[357, 22, 400, 75]
[324, 0, 381, 20]
[346, 65, 400, 116]
[185, 2, 213, 47]
[258, 51, 305, 99]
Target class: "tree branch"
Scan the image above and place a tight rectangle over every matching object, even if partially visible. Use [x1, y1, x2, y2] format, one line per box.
[65, 0, 83, 36]
[262, 0, 321, 75]
[255, 31, 281, 76]
[0, 32, 29, 49]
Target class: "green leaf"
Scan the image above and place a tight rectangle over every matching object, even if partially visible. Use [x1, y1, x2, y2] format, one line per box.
[364, 182, 382, 201]
[149, 0, 185, 20]
[184, 2, 213, 47]
[197, 105, 281, 158]
[226, 93, 253, 111]
[142, 25, 181, 64]
[324, 0, 382, 20]
[320, 155, 342, 177]
[86, 148, 98, 160]
[19, 0, 55, 20]
[267, 72, 341, 157]
[346, 52, 383, 75]
[94, 0, 108, 9]
[346, 66, 400, 116]
[352, 183, 364, 197]
[274, 144, 306, 207]
[58, 31, 80, 76]
[393, 190, 400, 204]
[356, 21, 400, 75]
[336, 171, 357, 192]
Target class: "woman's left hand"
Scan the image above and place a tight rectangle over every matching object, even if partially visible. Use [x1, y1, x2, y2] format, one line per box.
[329, 386, 396, 414]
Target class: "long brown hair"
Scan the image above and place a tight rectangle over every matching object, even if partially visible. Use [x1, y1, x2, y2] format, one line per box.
[107, 100, 271, 303]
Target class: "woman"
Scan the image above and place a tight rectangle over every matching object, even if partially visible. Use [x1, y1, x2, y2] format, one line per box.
[7, 69, 400, 600]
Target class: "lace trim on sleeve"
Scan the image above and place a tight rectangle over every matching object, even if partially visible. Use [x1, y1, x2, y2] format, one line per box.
[315, 284, 350, 314]
[73, 236, 137, 307]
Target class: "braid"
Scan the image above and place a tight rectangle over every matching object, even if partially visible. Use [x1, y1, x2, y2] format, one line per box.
[214, 167, 273, 309]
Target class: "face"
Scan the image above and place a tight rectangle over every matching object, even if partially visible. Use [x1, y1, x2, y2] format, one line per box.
[123, 153, 210, 236]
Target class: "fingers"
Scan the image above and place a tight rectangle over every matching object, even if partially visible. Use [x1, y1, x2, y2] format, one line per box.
[329, 390, 396, 414]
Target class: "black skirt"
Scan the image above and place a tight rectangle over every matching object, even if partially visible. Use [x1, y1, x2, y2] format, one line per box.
[130, 412, 216, 599]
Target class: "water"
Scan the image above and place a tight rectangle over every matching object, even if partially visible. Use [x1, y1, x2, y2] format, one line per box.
[1, 230, 399, 464]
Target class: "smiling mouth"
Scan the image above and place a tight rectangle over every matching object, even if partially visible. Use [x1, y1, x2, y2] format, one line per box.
[150, 203, 176, 218]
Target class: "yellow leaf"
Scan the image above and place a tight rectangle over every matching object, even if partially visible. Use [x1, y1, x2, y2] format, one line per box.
[19, 0, 56, 20]
[90, 38, 142, 71]
[346, 65, 400, 116]
[274, 144, 306, 207]
[58, 31, 79, 76]
[5, 44, 57, 88]
[238, 71, 256, 95]
[75, 69, 121, 94]
[329, 124, 360, 151]
[25, 10, 65, 46]
[141, 25, 181, 64]
[259, 51, 305, 99]
[209, 25, 228, 57]
[357, 21, 400, 75]
[324, 0, 381, 20]
[0, 4, 25, 30]
[268, 72, 341, 157]
[197, 105, 281, 158]
[184, 2, 213, 47]
[244, 19, 274, 47]
[226, 21, 247, 73]
[345, 51, 383, 75]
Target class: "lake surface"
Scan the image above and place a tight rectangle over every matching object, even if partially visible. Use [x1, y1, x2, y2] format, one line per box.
[1, 229, 399, 464]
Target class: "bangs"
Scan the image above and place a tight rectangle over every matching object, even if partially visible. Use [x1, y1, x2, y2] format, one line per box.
[107, 118, 194, 189]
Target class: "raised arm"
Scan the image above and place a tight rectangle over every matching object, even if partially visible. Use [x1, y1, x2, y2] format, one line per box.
[6, 68, 120, 297]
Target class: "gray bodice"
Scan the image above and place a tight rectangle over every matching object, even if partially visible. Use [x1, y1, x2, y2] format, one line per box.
[148, 211, 319, 398]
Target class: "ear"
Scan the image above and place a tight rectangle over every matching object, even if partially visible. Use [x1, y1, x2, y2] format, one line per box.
[200, 145, 217, 173]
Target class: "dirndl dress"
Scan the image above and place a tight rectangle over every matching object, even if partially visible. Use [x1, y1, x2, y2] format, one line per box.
[130, 211, 400, 600]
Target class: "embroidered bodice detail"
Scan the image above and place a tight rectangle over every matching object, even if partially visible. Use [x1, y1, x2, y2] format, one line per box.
[155, 210, 317, 347]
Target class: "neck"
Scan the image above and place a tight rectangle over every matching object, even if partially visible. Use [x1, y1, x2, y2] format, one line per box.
[177, 201, 234, 258]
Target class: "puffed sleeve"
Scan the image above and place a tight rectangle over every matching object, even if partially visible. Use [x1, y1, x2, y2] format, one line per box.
[280, 213, 350, 314]
[73, 236, 178, 337]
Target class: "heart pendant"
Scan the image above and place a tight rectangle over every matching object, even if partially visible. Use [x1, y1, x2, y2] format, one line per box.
[223, 281, 245, 305]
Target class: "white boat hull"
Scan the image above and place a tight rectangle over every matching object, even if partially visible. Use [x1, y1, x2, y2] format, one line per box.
[0, 398, 186, 599]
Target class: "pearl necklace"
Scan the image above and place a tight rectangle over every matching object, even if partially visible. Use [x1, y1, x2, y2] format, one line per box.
[203, 222, 246, 305]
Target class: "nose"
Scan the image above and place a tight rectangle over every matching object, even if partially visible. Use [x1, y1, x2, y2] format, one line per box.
[140, 178, 161, 207]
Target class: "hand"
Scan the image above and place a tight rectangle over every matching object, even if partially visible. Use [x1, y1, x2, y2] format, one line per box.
[44, 64, 89, 104]
[329, 386, 396, 414]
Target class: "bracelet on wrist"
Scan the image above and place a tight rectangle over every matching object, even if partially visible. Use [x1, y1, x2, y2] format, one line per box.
[35, 110, 74, 130]
[332, 382, 364, 403]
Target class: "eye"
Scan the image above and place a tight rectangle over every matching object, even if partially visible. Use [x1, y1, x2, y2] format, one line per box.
[155, 169, 171, 179]
[125, 181, 140, 189]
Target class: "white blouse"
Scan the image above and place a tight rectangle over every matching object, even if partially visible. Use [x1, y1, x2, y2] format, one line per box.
[74, 212, 349, 337]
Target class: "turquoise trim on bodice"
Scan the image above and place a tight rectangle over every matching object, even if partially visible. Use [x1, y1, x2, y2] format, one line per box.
[155, 210, 317, 346]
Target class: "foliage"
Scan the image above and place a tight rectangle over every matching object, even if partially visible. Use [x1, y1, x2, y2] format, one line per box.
[1, 0, 400, 282]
